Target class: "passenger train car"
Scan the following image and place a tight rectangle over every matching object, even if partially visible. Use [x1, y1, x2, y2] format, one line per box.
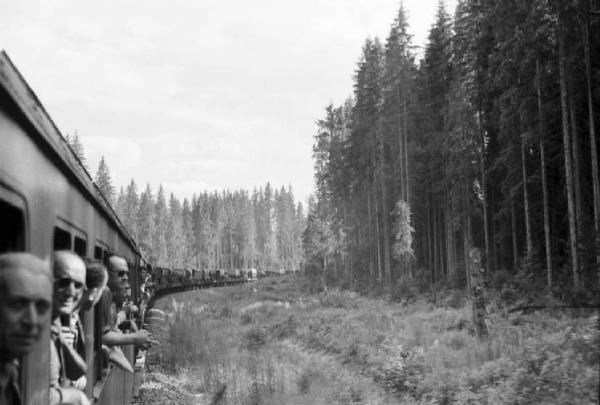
[0, 51, 248, 404]
[0, 50, 145, 404]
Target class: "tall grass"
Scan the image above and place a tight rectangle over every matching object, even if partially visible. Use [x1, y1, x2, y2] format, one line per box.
[147, 275, 599, 404]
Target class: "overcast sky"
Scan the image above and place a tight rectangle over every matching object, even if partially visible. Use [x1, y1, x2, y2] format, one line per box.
[1, 0, 456, 205]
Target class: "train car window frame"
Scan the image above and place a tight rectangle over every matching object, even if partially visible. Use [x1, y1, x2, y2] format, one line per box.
[73, 235, 87, 257]
[54, 217, 88, 256]
[53, 227, 72, 251]
[94, 245, 103, 261]
[0, 183, 28, 252]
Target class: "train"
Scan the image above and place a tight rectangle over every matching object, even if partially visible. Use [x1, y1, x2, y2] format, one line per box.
[149, 266, 251, 295]
[0, 50, 249, 404]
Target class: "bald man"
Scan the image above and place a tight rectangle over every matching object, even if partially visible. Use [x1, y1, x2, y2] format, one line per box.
[0, 253, 52, 405]
[98, 255, 156, 371]
[49, 251, 89, 405]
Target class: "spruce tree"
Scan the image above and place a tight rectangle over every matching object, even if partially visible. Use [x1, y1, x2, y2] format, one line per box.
[95, 156, 115, 206]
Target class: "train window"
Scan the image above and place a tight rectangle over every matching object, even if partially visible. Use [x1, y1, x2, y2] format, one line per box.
[94, 246, 103, 260]
[73, 236, 87, 257]
[53, 227, 72, 250]
[103, 250, 112, 266]
[0, 199, 25, 252]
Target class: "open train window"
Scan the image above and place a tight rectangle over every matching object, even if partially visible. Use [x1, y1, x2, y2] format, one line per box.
[53, 227, 72, 250]
[0, 199, 25, 252]
[94, 246, 103, 260]
[73, 236, 87, 257]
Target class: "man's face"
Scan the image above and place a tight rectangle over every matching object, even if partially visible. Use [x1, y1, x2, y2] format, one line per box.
[53, 256, 86, 317]
[108, 257, 129, 304]
[0, 269, 52, 357]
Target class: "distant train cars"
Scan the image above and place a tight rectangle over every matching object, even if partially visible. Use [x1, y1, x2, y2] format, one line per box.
[150, 266, 249, 293]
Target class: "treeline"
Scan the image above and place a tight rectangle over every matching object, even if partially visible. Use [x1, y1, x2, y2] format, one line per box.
[305, 0, 600, 298]
[65, 134, 305, 271]
[114, 182, 305, 271]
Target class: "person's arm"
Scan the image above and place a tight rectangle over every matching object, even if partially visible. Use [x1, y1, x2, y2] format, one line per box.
[50, 386, 91, 405]
[102, 328, 157, 346]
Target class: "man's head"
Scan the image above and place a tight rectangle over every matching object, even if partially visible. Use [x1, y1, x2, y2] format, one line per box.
[0, 253, 52, 359]
[52, 251, 86, 318]
[79, 261, 108, 311]
[107, 255, 129, 306]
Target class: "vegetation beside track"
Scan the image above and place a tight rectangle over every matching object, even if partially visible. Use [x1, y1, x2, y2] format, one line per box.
[136, 275, 599, 404]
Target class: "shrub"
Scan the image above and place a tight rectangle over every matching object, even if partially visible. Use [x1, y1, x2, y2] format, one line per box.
[390, 276, 418, 304]
[244, 326, 267, 351]
[269, 315, 298, 339]
[374, 346, 424, 397]
[240, 312, 254, 325]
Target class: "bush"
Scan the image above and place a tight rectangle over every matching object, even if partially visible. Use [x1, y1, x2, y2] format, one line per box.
[243, 326, 268, 351]
[240, 312, 254, 325]
[374, 346, 424, 397]
[390, 276, 418, 304]
[269, 315, 298, 339]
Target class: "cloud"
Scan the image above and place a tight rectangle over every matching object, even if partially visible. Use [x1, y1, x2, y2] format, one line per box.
[1, 0, 456, 205]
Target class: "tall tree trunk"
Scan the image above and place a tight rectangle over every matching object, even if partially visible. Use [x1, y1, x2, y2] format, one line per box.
[367, 189, 378, 282]
[446, 190, 455, 282]
[439, 202, 447, 279]
[571, 97, 585, 262]
[478, 112, 491, 270]
[380, 132, 392, 284]
[520, 116, 533, 259]
[511, 199, 518, 271]
[463, 175, 471, 294]
[433, 198, 439, 283]
[490, 194, 498, 272]
[581, 0, 600, 284]
[536, 59, 553, 287]
[425, 191, 432, 278]
[372, 141, 383, 285]
[375, 200, 383, 285]
[322, 256, 328, 293]
[558, 2, 580, 289]
[403, 95, 410, 202]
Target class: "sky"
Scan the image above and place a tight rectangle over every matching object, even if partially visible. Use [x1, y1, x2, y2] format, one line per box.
[1, 0, 457, 205]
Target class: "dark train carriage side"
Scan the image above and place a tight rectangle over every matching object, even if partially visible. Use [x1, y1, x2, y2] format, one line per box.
[0, 51, 142, 404]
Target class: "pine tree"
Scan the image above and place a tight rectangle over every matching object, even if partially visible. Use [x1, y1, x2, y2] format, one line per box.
[123, 179, 139, 240]
[137, 184, 155, 260]
[153, 186, 169, 266]
[181, 198, 195, 267]
[95, 156, 115, 206]
[65, 131, 88, 170]
[166, 193, 185, 267]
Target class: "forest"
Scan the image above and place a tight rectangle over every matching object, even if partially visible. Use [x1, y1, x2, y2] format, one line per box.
[66, 134, 306, 272]
[304, 0, 600, 303]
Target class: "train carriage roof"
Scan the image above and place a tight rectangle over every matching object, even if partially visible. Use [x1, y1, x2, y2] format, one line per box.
[0, 51, 142, 259]
[172, 268, 187, 276]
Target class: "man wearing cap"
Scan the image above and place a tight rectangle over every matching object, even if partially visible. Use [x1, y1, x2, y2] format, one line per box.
[0, 253, 52, 405]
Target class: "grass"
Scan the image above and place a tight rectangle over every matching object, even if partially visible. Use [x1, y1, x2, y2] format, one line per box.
[146, 275, 600, 404]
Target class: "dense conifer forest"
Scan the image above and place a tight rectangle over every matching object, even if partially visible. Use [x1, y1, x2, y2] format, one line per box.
[66, 132, 306, 272]
[112, 181, 306, 272]
[304, 0, 600, 303]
